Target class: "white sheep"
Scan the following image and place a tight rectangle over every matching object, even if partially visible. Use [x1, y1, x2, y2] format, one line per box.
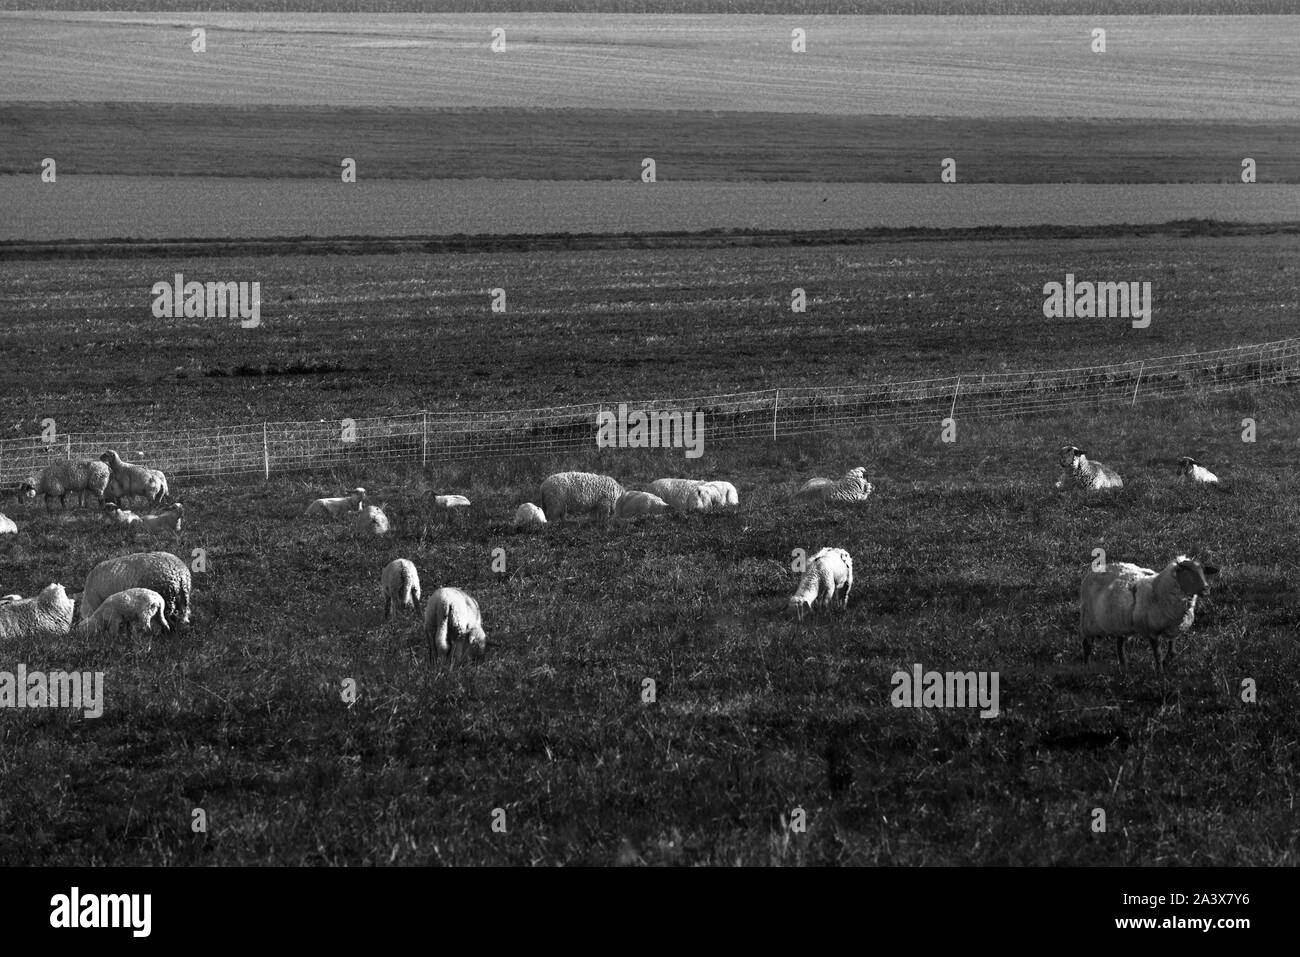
[1079, 555, 1219, 672]
[0, 594, 21, 604]
[540, 471, 623, 522]
[513, 502, 547, 529]
[32, 459, 111, 512]
[136, 503, 184, 538]
[1056, 445, 1123, 490]
[424, 587, 486, 658]
[1177, 456, 1220, 485]
[0, 513, 16, 535]
[0, 583, 75, 643]
[793, 468, 873, 504]
[699, 480, 739, 508]
[432, 494, 472, 524]
[381, 559, 421, 619]
[648, 478, 706, 512]
[78, 587, 170, 640]
[305, 487, 366, 518]
[355, 504, 391, 536]
[615, 490, 671, 520]
[100, 450, 168, 506]
[788, 547, 853, 621]
[82, 551, 192, 628]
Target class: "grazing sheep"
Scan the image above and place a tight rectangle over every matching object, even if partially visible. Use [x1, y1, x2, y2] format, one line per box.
[136, 503, 184, 538]
[354, 504, 391, 536]
[432, 494, 472, 523]
[540, 471, 623, 522]
[79, 587, 170, 640]
[1056, 445, 1123, 490]
[0, 513, 16, 535]
[305, 487, 366, 519]
[33, 459, 111, 512]
[699, 480, 739, 508]
[513, 502, 547, 529]
[0, 584, 75, 642]
[99, 451, 168, 507]
[381, 559, 421, 619]
[82, 552, 192, 628]
[1177, 456, 1220, 485]
[424, 587, 486, 658]
[615, 490, 671, 520]
[794, 468, 873, 504]
[788, 547, 853, 621]
[1079, 555, 1219, 672]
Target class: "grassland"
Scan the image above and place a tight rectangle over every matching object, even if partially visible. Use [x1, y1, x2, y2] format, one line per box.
[2, 14, 1295, 119]
[1, 1, 1293, 13]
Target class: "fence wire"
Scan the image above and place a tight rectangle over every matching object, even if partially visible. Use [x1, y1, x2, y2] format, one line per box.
[2, 338, 1297, 486]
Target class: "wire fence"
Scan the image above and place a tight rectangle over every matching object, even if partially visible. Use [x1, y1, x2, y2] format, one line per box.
[2, 337, 1297, 486]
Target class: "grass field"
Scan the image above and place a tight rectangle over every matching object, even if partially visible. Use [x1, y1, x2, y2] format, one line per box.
[2, 14, 1296, 119]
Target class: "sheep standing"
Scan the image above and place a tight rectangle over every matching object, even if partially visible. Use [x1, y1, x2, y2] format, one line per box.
[1056, 446, 1123, 490]
[1177, 456, 1220, 485]
[1079, 555, 1219, 672]
[794, 468, 873, 505]
[79, 587, 170, 640]
[33, 459, 111, 512]
[0, 584, 75, 642]
[424, 587, 486, 658]
[513, 503, 547, 529]
[0, 513, 16, 535]
[788, 547, 853, 621]
[100, 451, 168, 507]
[615, 490, 671, 520]
[540, 471, 623, 522]
[305, 487, 366, 518]
[355, 504, 391, 536]
[382, 559, 421, 619]
[82, 552, 192, 628]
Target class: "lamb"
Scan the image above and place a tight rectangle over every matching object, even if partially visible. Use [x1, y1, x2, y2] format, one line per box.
[432, 494, 472, 524]
[615, 490, 671, 520]
[0, 583, 75, 643]
[78, 587, 170, 640]
[647, 477, 727, 513]
[99, 450, 168, 507]
[1177, 456, 1220, 485]
[1079, 555, 1219, 672]
[136, 503, 184, 538]
[103, 503, 142, 529]
[699, 480, 739, 508]
[793, 467, 873, 504]
[381, 559, 421, 619]
[305, 487, 366, 519]
[540, 471, 623, 522]
[1056, 445, 1123, 490]
[513, 502, 547, 529]
[82, 551, 192, 628]
[0, 513, 16, 535]
[424, 587, 487, 658]
[32, 459, 111, 512]
[788, 547, 853, 621]
[354, 504, 391, 536]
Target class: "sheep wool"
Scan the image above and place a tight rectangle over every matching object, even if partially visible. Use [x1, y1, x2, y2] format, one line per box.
[424, 587, 487, 658]
[1056, 446, 1123, 490]
[82, 552, 192, 627]
[699, 480, 739, 508]
[382, 559, 422, 619]
[0, 513, 16, 535]
[35, 459, 111, 512]
[0, 584, 75, 643]
[137, 504, 183, 537]
[100, 451, 168, 507]
[794, 468, 873, 504]
[788, 547, 854, 621]
[79, 587, 170, 640]
[540, 472, 623, 522]
[355, 504, 391, 536]
[1177, 457, 1220, 485]
[615, 490, 671, 520]
[432, 494, 472, 524]
[1079, 555, 1218, 672]
[513, 503, 547, 529]
[305, 487, 366, 518]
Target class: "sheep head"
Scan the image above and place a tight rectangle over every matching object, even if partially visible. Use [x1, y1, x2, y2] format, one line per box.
[1058, 445, 1086, 469]
[1172, 557, 1218, 597]
[100, 450, 122, 467]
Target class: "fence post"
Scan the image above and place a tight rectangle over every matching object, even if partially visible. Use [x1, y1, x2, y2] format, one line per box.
[1132, 363, 1144, 406]
[949, 377, 961, 420]
[772, 389, 779, 441]
[65, 433, 71, 460]
[263, 423, 270, 480]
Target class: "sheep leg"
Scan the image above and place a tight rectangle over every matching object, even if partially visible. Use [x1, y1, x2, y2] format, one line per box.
[1082, 635, 1093, 665]
[384, 595, 392, 620]
[1115, 636, 1127, 669]
[1149, 635, 1164, 674]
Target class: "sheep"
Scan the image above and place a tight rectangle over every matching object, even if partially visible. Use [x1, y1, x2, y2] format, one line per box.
[1079, 555, 1219, 672]
[540, 471, 623, 522]
[513, 502, 547, 529]
[1056, 445, 1123, 490]
[1177, 456, 1220, 485]
[699, 480, 739, 508]
[14, 480, 36, 504]
[0, 584, 75, 643]
[33, 459, 111, 512]
[82, 551, 192, 628]
[647, 477, 732, 513]
[788, 547, 853, 621]
[0, 594, 21, 604]
[103, 503, 142, 529]
[793, 468, 873, 504]
[136, 503, 184, 538]
[78, 587, 170, 640]
[424, 587, 486, 659]
[355, 504, 391, 536]
[0, 513, 16, 535]
[432, 494, 472, 524]
[381, 559, 421, 619]
[99, 451, 168, 507]
[615, 490, 671, 520]
[305, 487, 366, 519]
